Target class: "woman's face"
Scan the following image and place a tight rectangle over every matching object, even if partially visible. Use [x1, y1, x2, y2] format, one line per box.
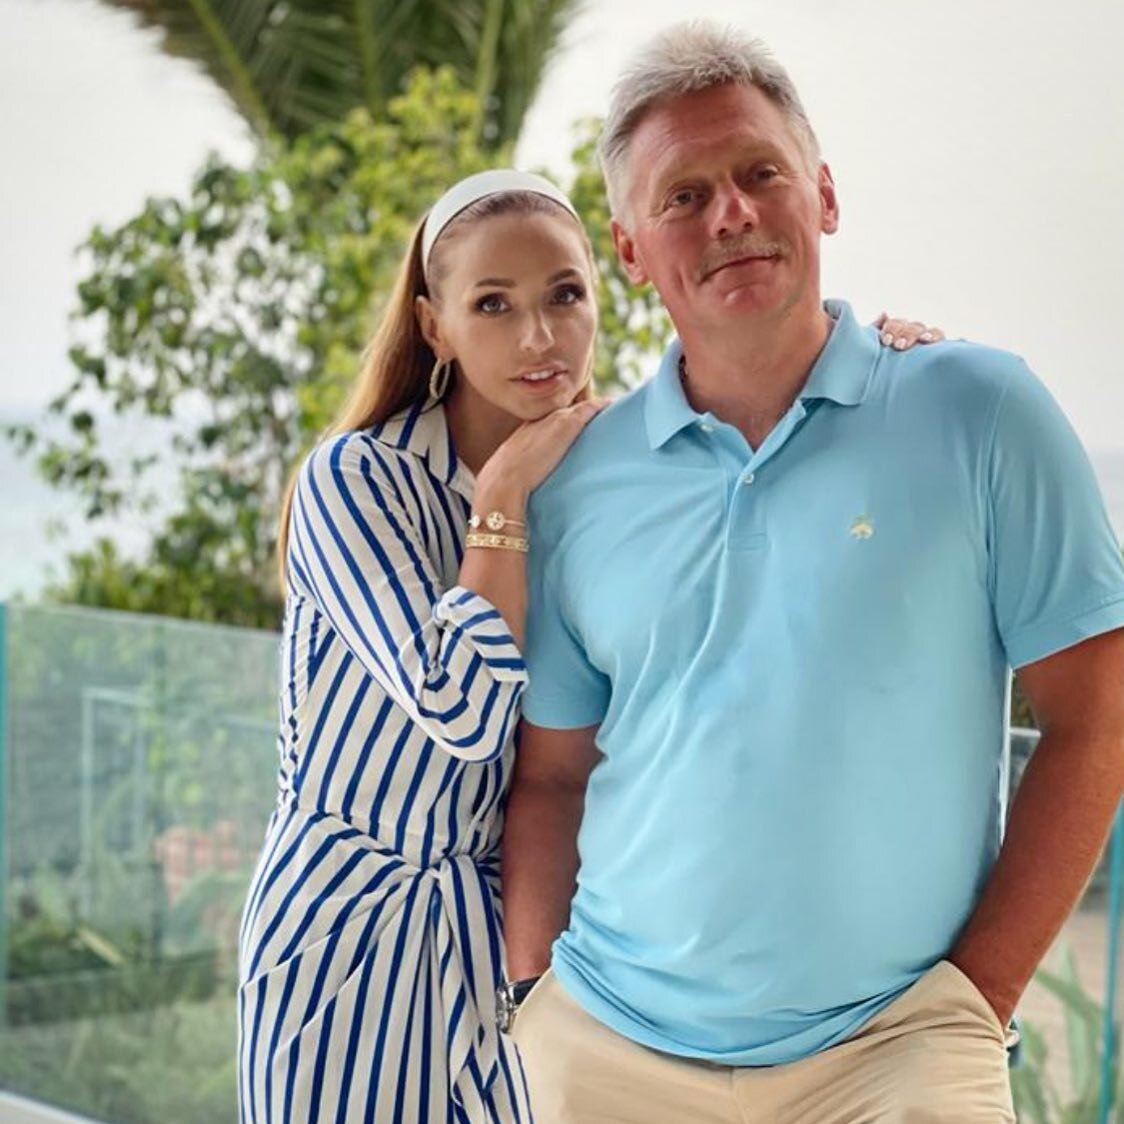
[419, 211, 598, 421]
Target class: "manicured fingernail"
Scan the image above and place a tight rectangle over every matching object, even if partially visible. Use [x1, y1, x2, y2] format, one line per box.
[894, 337, 908, 349]
[920, 331, 934, 342]
[881, 332, 893, 345]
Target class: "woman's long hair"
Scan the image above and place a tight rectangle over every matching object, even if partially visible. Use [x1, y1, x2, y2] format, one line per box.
[276, 216, 433, 586]
[276, 192, 592, 589]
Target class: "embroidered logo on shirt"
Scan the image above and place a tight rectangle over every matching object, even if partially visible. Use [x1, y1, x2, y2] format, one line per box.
[850, 515, 875, 540]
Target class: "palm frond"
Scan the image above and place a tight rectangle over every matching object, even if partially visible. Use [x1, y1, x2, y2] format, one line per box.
[94, 0, 585, 147]
[98, 0, 280, 135]
[491, 0, 586, 146]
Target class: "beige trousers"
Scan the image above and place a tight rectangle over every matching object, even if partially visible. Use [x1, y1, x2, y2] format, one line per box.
[510, 961, 1016, 1123]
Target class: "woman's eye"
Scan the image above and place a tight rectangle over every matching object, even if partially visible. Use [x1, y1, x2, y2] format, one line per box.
[475, 294, 507, 314]
[552, 284, 586, 305]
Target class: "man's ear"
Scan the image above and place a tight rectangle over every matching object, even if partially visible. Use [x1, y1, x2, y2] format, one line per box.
[612, 219, 649, 286]
[818, 162, 840, 236]
[415, 295, 446, 358]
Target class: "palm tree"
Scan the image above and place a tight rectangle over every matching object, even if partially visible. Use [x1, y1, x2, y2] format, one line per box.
[98, 0, 584, 147]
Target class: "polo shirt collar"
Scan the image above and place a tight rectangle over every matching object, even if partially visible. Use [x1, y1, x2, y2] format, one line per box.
[644, 338, 699, 450]
[799, 299, 878, 407]
[643, 299, 877, 451]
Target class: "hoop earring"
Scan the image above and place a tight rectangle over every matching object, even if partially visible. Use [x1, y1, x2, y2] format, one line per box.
[429, 358, 452, 400]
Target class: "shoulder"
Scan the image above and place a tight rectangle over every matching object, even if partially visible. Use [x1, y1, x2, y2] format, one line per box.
[910, 340, 1067, 431]
[302, 420, 425, 485]
[874, 337, 1037, 439]
[878, 340, 1088, 486]
[532, 383, 650, 505]
[297, 428, 427, 522]
[882, 337, 1028, 397]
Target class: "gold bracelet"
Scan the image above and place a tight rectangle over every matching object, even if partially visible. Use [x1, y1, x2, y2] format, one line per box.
[469, 511, 527, 533]
[465, 532, 529, 553]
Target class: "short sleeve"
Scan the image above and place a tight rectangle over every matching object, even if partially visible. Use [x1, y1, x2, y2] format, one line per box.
[988, 361, 1124, 668]
[521, 536, 611, 729]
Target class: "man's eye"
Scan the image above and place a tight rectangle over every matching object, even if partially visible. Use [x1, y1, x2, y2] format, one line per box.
[476, 294, 507, 314]
[753, 166, 780, 183]
[666, 188, 698, 209]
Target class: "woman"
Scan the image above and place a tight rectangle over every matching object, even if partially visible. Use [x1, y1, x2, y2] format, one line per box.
[237, 169, 940, 1123]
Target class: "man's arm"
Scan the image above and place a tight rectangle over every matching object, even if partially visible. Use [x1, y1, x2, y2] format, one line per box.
[950, 627, 1124, 1026]
[502, 720, 601, 979]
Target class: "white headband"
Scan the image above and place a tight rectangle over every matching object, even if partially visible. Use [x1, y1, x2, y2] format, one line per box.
[421, 169, 579, 282]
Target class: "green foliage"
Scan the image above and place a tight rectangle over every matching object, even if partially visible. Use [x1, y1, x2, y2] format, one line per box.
[0, 603, 276, 1120]
[0, 985, 237, 1124]
[1012, 676, 1036, 730]
[3, 604, 277, 907]
[1010, 943, 1122, 1123]
[98, 0, 583, 149]
[567, 118, 672, 389]
[11, 69, 669, 629]
[12, 71, 493, 627]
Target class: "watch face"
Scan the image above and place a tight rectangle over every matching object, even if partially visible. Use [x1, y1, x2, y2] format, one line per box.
[486, 511, 505, 531]
[496, 986, 514, 1033]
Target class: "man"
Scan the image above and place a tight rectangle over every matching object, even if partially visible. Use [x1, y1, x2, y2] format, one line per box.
[500, 20, 1124, 1124]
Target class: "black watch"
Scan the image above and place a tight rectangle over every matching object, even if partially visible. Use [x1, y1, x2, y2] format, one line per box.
[496, 975, 542, 1034]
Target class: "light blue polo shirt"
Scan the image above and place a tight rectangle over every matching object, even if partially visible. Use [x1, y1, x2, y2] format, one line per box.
[522, 300, 1124, 1066]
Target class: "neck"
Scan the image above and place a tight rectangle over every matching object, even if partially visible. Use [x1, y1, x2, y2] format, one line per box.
[442, 378, 521, 476]
[678, 299, 833, 448]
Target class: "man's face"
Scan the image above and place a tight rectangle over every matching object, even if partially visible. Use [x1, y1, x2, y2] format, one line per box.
[613, 83, 839, 335]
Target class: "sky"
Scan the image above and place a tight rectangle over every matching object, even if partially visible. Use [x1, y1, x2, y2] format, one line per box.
[2, 0, 1123, 594]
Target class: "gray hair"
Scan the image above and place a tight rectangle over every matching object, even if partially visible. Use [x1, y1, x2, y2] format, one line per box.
[598, 22, 821, 224]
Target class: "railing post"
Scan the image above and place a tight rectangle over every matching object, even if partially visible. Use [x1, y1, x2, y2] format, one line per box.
[0, 602, 9, 1028]
[1099, 803, 1124, 1123]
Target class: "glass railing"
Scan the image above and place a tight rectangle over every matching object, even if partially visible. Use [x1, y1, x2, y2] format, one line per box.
[0, 602, 1120, 1122]
[0, 602, 278, 1123]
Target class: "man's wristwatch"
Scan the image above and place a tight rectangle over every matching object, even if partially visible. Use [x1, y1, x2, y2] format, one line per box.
[496, 975, 542, 1034]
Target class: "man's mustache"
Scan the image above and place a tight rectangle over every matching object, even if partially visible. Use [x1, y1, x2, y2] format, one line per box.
[698, 237, 786, 281]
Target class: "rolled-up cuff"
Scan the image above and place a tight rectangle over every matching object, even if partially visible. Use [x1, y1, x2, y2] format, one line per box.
[1006, 593, 1124, 669]
[435, 585, 528, 684]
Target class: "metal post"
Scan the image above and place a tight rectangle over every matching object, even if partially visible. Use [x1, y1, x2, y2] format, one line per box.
[0, 603, 9, 1027]
[79, 691, 95, 919]
[151, 621, 168, 960]
[1099, 803, 1124, 1123]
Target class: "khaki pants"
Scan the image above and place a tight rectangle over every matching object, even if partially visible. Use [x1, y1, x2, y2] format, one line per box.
[511, 961, 1015, 1123]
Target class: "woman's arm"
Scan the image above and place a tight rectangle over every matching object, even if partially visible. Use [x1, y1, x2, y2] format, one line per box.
[289, 401, 601, 763]
[289, 433, 525, 763]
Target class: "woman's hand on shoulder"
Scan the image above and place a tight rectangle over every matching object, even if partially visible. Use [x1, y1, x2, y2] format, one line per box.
[479, 399, 607, 503]
[874, 312, 946, 351]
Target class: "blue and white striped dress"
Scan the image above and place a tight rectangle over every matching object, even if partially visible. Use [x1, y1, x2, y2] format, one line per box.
[238, 396, 534, 1123]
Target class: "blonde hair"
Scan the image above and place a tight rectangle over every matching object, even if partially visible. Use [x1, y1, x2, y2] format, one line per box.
[277, 191, 592, 586]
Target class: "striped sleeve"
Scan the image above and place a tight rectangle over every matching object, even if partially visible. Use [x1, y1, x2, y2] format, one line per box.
[287, 433, 526, 763]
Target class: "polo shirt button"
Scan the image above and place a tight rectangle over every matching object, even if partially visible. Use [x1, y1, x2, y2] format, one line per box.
[743, 473, 756, 486]
[700, 423, 714, 433]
